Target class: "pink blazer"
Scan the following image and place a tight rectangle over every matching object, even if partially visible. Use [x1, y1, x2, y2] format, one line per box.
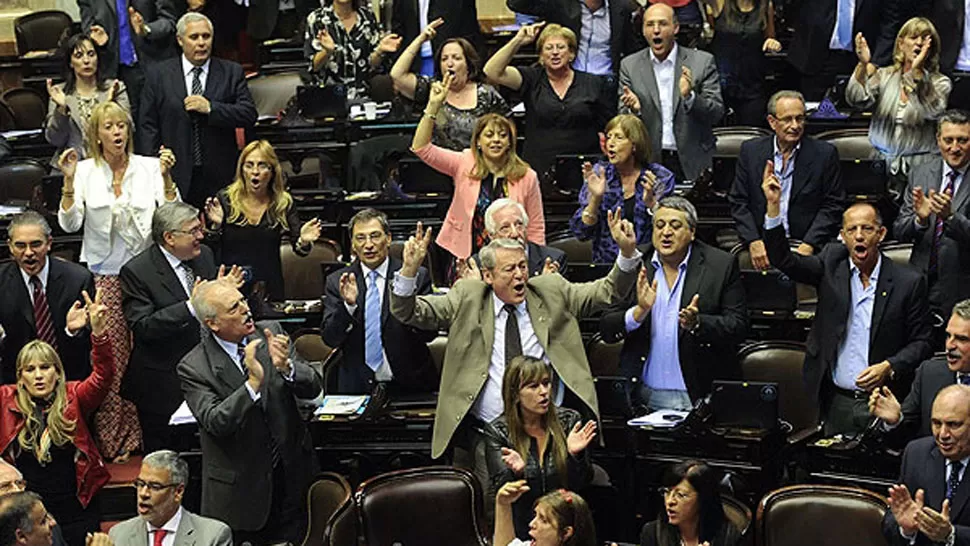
[414, 144, 546, 260]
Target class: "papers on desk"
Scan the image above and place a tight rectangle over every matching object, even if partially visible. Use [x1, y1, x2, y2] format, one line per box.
[627, 410, 690, 428]
[1, 129, 42, 140]
[511, 102, 526, 114]
[0, 205, 26, 217]
[169, 401, 197, 425]
[315, 395, 370, 416]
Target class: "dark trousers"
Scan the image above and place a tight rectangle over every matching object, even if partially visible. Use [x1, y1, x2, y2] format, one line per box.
[232, 463, 305, 546]
[949, 73, 970, 110]
[661, 149, 687, 183]
[726, 93, 767, 127]
[138, 407, 172, 454]
[796, 49, 857, 101]
[118, 63, 145, 147]
[186, 165, 224, 209]
[822, 384, 872, 437]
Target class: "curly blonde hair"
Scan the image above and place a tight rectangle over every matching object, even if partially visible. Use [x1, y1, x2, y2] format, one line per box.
[224, 140, 293, 230]
[14, 341, 76, 464]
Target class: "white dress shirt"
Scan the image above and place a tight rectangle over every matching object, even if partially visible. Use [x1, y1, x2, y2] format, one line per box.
[959, 0, 970, 71]
[157, 244, 198, 318]
[344, 259, 394, 382]
[144, 506, 182, 546]
[773, 137, 802, 237]
[182, 55, 211, 96]
[18, 257, 50, 302]
[650, 43, 679, 151]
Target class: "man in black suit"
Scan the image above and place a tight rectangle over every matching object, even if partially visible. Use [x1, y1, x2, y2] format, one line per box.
[391, 0, 483, 75]
[322, 208, 438, 394]
[786, 0, 902, 100]
[599, 196, 748, 411]
[178, 279, 321, 545]
[0, 211, 95, 383]
[120, 201, 222, 452]
[138, 12, 257, 208]
[894, 111, 970, 319]
[882, 385, 970, 546]
[928, 0, 970, 109]
[470, 198, 568, 279]
[78, 0, 178, 129]
[763, 184, 934, 436]
[871, 299, 970, 442]
[729, 90, 845, 270]
[505, 0, 644, 76]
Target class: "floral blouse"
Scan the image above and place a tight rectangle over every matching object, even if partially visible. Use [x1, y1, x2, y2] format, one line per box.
[303, 6, 389, 99]
[413, 77, 510, 151]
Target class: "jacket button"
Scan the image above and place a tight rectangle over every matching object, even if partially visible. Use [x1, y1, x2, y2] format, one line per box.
[456, 414, 462, 421]
[481, 372, 487, 378]
[467, 394, 474, 401]
[641, 356, 647, 361]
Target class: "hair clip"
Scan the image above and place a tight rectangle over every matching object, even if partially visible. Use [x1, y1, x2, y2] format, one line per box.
[559, 489, 573, 504]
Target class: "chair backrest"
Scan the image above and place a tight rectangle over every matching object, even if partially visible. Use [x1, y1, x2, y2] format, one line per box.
[0, 102, 17, 132]
[586, 333, 623, 376]
[730, 241, 816, 309]
[14, 10, 72, 54]
[881, 241, 913, 266]
[303, 472, 353, 546]
[713, 126, 772, 157]
[2, 88, 48, 130]
[756, 485, 889, 546]
[816, 128, 875, 161]
[738, 341, 817, 432]
[0, 158, 47, 205]
[356, 466, 488, 546]
[281, 238, 341, 300]
[548, 232, 594, 264]
[248, 71, 302, 119]
[722, 494, 753, 539]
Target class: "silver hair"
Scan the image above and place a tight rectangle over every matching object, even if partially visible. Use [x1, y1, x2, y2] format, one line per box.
[177, 12, 213, 38]
[142, 450, 189, 487]
[655, 196, 698, 230]
[191, 280, 223, 328]
[938, 109, 970, 134]
[954, 299, 970, 321]
[484, 198, 529, 235]
[479, 238, 525, 270]
[767, 90, 806, 116]
[7, 210, 51, 240]
[0, 460, 22, 480]
[151, 202, 199, 245]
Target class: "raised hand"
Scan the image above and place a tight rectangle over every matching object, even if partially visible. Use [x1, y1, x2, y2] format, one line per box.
[749, 240, 770, 271]
[679, 294, 700, 332]
[887, 485, 923, 537]
[912, 187, 933, 222]
[641, 169, 658, 208]
[620, 85, 641, 114]
[855, 360, 893, 391]
[402, 222, 433, 277]
[761, 160, 782, 215]
[316, 27, 335, 52]
[244, 339, 265, 390]
[66, 298, 89, 334]
[108, 80, 122, 102]
[566, 420, 597, 455]
[457, 257, 483, 281]
[428, 70, 454, 108]
[217, 264, 245, 289]
[495, 480, 530, 507]
[205, 197, 224, 227]
[128, 7, 147, 36]
[929, 185, 953, 220]
[378, 33, 403, 54]
[540, 257, 560, 276]
[855, 32, 871, 65]
[58, 148, 79, 181]
[679, 66, 692, 98]
[158, 146, 176, 178]
[514, 21, 546, 46]
[47, 79, 66, 108]
[299, 218, 323, 244]
[500, 447, 526, 474]
[264, 327, 290, 373]
[85, 290, 107, 338]
[338, 272, 358, 305]
[916, 499, 952, 543]
[912, 36, 931, 72]
[762, 37, 781, 53]
[868, 386, 902, 424]
[635, 267, 658, 317]
[89, 25, 109, 47]
[582, 161, 607, 199]
[420, 18, 444, 42]
[85, 532, 114, 546]
[187, 0, 205, 10]
[606, 208, 636, 257]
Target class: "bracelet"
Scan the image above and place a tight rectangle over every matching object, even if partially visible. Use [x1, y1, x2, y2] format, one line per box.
[423, 110, 438, 120]
[61, 189, 74, 197]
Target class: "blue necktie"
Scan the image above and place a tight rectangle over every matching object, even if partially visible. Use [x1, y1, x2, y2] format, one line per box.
[835, 0, 854, 50]
[115, 0, 138, 66]
[364, 270, 382, 372]
[948, 460, 963, 500]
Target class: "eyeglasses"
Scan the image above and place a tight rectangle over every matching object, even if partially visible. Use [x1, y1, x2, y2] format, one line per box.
[134, 479, 177, 492]
[772, 115, 806, 126]
[353, 232, 386, 244]
[0, 479, 27, 492]
[661, 487, 693, 502]
[171, 227, 204, 237]
[496, 221, 525, 237]
[243, 161, 273, 173]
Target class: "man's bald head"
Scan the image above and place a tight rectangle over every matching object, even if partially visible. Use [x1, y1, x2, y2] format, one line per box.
[931, 385, 970, 461]
[0, 462, 23, 496]
[642, 3, 679, 61]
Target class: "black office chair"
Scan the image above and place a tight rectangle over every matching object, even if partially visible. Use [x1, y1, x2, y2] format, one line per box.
[0, 158, 47, 206]
[14, 10, 72, 55]
[2, 88, 48, 130]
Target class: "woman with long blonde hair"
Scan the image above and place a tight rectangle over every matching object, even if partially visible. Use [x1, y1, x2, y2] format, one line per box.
[203, 139, 323, 301]
[0, 292, 112, 546]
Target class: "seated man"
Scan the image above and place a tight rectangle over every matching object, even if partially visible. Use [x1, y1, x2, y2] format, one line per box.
[763, 178, 933, 436]
[109, 450, 231, 546]
[322, 208, 438, 394]
[0, 463, 65, 546]
[871, 299, 970, 441]
[882, 385, 970, 545]
[729, 90, 845, 269]
[0, 492, 58, 546]
[471, 198, 567, 278]
[600, 196, 748, 411]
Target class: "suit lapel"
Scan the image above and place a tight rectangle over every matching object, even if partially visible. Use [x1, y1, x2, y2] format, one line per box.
[204, 333, 246, 393]
[151, 246, 190, 301]
[953, 168, 970, 214]
[790, 140, 810, 199]
[482, 290, 495, 359]
[680, 244, 705, 308]
[175, 511, 197, 546]
[672, 48, 685, 114]
[203, 59, 219, 97]
[929, 447, 948, 512]
[869, 257, 892, 346]
[128, 520, 149, 546]
[834, 259, 851, 339]
[525, 288, 550, 352]
[639, 52, 661, 112]
[8, 266, 35, 329]
[382, 259, 399, 326]
[45, 260, 65, 313]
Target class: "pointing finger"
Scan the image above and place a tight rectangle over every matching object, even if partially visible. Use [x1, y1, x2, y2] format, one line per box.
[689, 294, 699, 309]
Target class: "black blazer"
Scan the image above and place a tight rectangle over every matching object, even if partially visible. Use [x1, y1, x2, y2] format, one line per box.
[505, 0, 644, 73]
[473, 242, 569, 279]
[0, 258, 95, 383]
[786, 0, 902, 74]
[391, 0, 483, 74]
[929, 0, 966, 73]
[119, 244, 217, 418]
[246, 0, 310, 40]
[882, 436, 970, 546]
[322, 258, 438, 394]
[77, 0, 179, 78]
[895, 357, 955, 442]
[599, 241, 748, 400]
[728, 135, 845, 250]
[137, 56, 257, 197]
[764, 224, 934, 403]
[178, 321, 321, 533]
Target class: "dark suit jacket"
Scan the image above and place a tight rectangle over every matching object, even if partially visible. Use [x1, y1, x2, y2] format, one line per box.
[729, 135, 845, 250]
[894, 357, 954, 441]
[0, 258, 95, 383]
[119, 244, 217, 419]
[599, 241, 748, 400]
[883, 436, 970, 546]
[177, 321, 321, 532]
[77, 0, 179, 78]
[322, 258, 438, 394]
[505, 0, 644, 72]
[246, 0, 309, 40]
[391, 0, 483, 74]
[764, 224, 934, 403]
[473, 242, 569, 279]
[786, 0, 902, 74]
[893, 158, 970, 317]
[930, 0, 966, 73]
[138, 56, 257, 197]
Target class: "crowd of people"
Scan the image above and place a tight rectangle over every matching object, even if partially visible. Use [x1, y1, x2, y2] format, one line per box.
[1, 0, 970, 545]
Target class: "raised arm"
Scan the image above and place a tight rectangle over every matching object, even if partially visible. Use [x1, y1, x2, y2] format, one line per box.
[412, 71, 453, 150]
[390, 18, 443, 100]
[483, 22, 545, 91]
[73, 291, 115, 414]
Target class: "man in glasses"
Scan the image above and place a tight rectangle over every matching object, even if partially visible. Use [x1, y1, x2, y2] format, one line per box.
[108, 450, 230, 546]
[0, 461, 64, 546]
[729, 90, 846, 271]
[473, 199, 567, 278]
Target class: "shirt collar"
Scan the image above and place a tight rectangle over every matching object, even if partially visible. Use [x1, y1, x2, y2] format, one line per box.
[361, 258, 389, 280]
[944, 162, 967, 181]
[578, 0, 609, 15]
[181, 55, 211, 79]
[650, 243, 693, 272]
[492, 293, 527, 317]
[158, 244, 185, 272]
[145, 505, 183, 535]
[649, 42, 678, 66]
[849, 253, 882, 285]
[213, 333, 247, 365]
[19, 257, 50, 288]
[772, 136, 802, 158]
[951, 455, 970, 470]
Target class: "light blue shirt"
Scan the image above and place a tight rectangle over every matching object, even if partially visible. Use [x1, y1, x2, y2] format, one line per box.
[343, 259, 393, 381]
[773, 137, 801, 238]
[832, 256, 882, 390]
[958, 0, 970, 71]
[574, 0, 612, 75]
[828, 0, 856, 51]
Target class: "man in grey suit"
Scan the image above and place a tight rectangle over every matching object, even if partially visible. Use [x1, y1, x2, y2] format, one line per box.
[894, 110, 970, 319]
[108, 450, 232, 546]
[617, 2, 723, 182]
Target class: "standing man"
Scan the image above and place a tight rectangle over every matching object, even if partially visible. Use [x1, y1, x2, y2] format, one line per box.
[894, 110, 970, 320]
[391, 1, 484, 76]
[139, 12, 257, 208]
[0, 211, 95, 383]
[929, 0, 970, 110]
[472, 198, 568, 278]
[618, 2, 723, 182]
[178, 280, 321, 544]
[729, 90, 845, 269]
[108, 450, 232, 546]
[882, 385, 970, 545]
[763, 182, 933, 436]
[322, 209, 438, 395]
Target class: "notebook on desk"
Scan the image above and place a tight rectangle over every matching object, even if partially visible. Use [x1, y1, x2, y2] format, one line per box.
[740, 269, 797, 315]
[297, 84, 348, 120]
[841, 158, 888, 197]
[710, 380, 779, 430]
[398, 157, 452, 195]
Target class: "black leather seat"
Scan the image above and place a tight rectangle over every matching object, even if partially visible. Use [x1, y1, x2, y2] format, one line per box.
[756, 485, 888, 546]
[2, 88, 48, 130]
[302, 472, 354, 546]
[15, 10, 72, 54]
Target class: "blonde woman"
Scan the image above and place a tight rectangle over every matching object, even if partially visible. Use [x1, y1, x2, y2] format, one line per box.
[203, 140, 322, 301]
[846, 17, 952, 177]
[0, 291, 111, 546]
[57, 101, 179, 461]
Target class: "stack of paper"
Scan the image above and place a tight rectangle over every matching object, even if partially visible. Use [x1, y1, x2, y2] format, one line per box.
[627, 410, 690, 428]
[315, 395, 370, 416]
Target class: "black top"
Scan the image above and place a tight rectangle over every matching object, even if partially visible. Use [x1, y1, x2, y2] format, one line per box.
[205, 190, 307, 301]
[518, 66, 614, 180]
[712, 8, 766, 99]
[17, 442, 82, 523]
[639, 519, 742, 546]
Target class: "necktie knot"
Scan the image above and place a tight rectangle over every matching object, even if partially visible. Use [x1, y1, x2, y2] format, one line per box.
[191, 66, 202, 78]
[503, 303, 517, 316]
[29, 275, 41, 290]
[152, 529, 168, 546]
[369, 269, 379, 284]
[960, 374, 970, 386]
